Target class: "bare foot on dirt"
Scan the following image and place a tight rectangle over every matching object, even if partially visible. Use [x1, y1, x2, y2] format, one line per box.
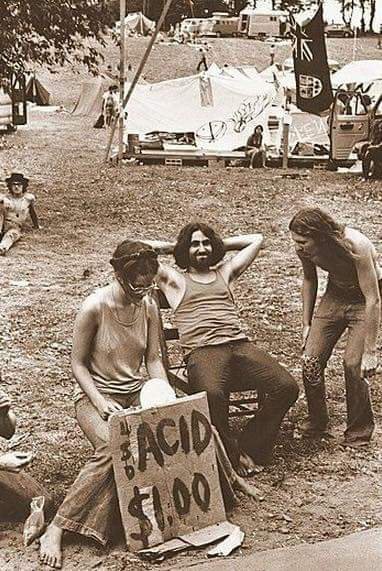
[39, 524, 63, 569]
[233, 475, 263, 500]
[237, 451, 256, 477]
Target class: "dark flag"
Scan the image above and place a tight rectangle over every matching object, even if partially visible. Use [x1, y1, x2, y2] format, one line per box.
[289, 4, 333, 114]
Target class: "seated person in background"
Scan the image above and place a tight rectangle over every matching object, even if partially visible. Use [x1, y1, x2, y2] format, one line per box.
[0, 172, 40, 255]
[143, 223, 299, 476]
[0, 387, 51, 521]
[246, 125, 266, 168]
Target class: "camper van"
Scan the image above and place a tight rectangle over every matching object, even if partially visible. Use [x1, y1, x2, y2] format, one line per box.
[180, 18, 206, 36]
[201, 13, 239, 37]
[238, 8, 288, 39]
[329, 90, 382, 166]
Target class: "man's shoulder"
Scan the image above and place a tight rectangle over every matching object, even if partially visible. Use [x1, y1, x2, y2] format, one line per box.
[345, 227, 372, 253]
[24, 192, 35, 203]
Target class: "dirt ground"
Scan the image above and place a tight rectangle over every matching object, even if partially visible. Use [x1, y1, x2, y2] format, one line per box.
[0, 36, 381, 570]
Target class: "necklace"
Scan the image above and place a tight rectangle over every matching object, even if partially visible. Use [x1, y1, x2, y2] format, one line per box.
[110, 282, 142, 326]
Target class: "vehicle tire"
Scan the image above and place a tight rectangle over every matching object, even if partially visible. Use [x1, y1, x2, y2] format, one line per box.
[344, 32, 351, 38]
[326, 159, 338, 171]
[367, 159, 377, 179]
[6, 124, 17, 133]
[216, 32, 221, 38]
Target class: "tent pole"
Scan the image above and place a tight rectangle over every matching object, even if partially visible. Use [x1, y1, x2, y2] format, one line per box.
[104, 0, 174, 164]
[118, 0, 126, 165]
[282, 95, 290, 169]
[352, 26, 357, 61]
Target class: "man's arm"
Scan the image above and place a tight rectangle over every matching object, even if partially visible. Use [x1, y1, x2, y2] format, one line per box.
[299, 257, 318, 351]
[144, 298, 170, 381]
[138, 239, 185, 309]
[29, 204, 40, 229]
[141, 239, 175, 256]
[220, 234, 264, 283]
[353, 239, 381, 377]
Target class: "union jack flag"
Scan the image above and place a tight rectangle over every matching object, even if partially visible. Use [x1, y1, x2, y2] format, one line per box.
[288, 6, 333, 114]
[289, 12, 313, 61]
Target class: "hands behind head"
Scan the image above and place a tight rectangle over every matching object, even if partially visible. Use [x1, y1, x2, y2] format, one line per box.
[0, 451, 33, 472]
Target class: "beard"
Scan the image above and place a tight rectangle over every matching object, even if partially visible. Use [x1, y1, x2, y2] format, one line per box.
[189, 253, 212, 271]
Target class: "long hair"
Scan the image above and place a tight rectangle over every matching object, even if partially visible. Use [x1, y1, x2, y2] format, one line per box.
[110, 240, 158, 281]
[174, 222, 225, 269]
[289, 207, 355, 259]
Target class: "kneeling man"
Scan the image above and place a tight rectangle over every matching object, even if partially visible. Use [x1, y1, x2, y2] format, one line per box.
[146, 223, 299, 474]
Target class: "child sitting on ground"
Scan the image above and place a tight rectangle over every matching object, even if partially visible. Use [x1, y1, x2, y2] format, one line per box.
[0, 172, 40, 255]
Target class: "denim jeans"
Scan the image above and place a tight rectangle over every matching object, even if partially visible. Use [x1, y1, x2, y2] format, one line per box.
[303, 287, 376, 443]
[0, 469, 52, 520]
[186, 340, 299, 466]
[54, 392, 139, 546]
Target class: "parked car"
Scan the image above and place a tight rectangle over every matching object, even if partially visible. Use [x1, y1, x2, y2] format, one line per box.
[325, 24, 354, 38]
[201, 15, 239, 38]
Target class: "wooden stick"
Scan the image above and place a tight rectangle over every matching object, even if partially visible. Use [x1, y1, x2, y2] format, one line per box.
[118, 0, 126, 165]
[104, 0, 174, 163]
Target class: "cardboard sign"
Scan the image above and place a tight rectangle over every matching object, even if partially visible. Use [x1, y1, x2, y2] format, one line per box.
[109, 392, 226, 552]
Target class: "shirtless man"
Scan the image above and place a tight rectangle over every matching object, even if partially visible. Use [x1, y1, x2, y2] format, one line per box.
[146, 222, 298, 475]
[289, 207, 381, 446]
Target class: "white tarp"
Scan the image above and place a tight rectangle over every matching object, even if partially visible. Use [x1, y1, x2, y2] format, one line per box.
[116, 12, 155, 35]
[331, 60, 382, 88]
[331, 60, 382, 102]
[124, 66, 276, 151]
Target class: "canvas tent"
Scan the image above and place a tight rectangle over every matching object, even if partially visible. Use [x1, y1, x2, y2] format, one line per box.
[72, 68, 148, 118]
[71, 76, 114, 117]
[123, 65, 276, 151]
[116, 12, 155, 36]
[331, 60, 382, 102]
[26, 75, 50, 105]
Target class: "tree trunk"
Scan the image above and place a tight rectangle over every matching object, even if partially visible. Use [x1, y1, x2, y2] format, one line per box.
[369, 0, 376, 32]
[359, 0, 366, 33]
[341, 0, 354, 26]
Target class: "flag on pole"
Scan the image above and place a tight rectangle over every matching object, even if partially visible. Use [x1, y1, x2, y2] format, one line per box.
[289, 4, 333, 114]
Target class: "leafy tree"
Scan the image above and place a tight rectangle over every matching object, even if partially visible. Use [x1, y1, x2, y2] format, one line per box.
[339, 0, 355, 26]
[0, 1, 113, 77]
[274, 0, 303, 11]
[144, 0, 236, 26]
[368, 0, 376, 32]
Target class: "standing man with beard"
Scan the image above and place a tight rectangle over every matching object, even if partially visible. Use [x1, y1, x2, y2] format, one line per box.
[145, 222, 298, 476]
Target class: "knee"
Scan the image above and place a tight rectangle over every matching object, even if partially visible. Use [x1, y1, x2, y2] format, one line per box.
[204, 386, 226, 406]
[277, 375, 299, 404]
[303, 355, 324, 386]
[286, 379, 299, 403]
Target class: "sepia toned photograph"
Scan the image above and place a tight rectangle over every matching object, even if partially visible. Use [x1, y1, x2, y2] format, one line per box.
[0, 1, 381, 569]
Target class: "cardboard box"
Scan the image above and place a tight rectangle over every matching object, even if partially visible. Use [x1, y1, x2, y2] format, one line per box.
[109, 392, 226, 552]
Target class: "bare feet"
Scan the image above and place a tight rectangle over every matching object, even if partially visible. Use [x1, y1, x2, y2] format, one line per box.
[39, 524, 63, 569]
[233, 475, 264, 500]
[237, 451, 257, 477]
